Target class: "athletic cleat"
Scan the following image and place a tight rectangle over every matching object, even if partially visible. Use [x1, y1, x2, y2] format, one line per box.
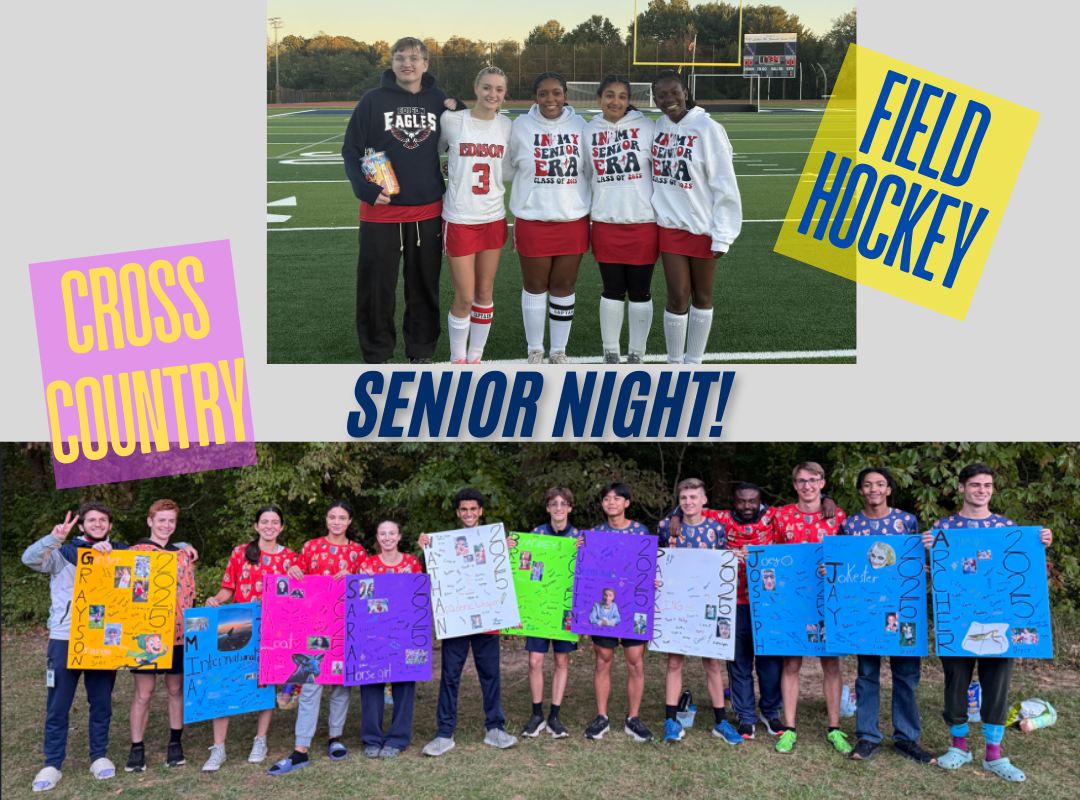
[663, 718, 685, 743]
[585, 715, 611, 739]
[547, 716, 570, 738]
[603, 351, 620, 364]
[775, 729, 797, 754]
[527, 350, 544, 364]
[166, 741, 186, 768]
[549, 350, 569, 365]
[522, 714, 547, 737]
[124, 745, 146, 773]
[467, 358, 482, 364]
[451, 358, 467, 364]
[626, 352, 644, 365]
[713, 719, 744, 745]
[409, 357, 434, 364]
[827, 729, 853, 755]
[738, 723, 755, 740]
[625, 716, 654, 742]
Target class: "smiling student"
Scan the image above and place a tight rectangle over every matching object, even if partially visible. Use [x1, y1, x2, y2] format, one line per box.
[650, 70, 742, 364]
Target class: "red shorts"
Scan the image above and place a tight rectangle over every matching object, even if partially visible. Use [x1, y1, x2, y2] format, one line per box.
[443, 219, 508, 258]
[513, 216, 590, 258]
[659, 226, 716, 259]
[591, 221, 659, 265]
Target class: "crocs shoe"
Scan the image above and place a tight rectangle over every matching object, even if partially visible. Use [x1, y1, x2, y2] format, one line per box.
[32, 767, 61, 792]
[363, 746, 382, 759]
[89, 758, 116, 780]
[378, 747, 402, 759]
[267, 756, 309, 775]
[936, 746, 973, 770]
[328, 740, 348, 761]
[983, 757, 1026, 782]
[775, 729, 797, 753]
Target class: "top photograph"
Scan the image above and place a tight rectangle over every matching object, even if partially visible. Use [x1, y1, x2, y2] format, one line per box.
[266, 2, 857, 365]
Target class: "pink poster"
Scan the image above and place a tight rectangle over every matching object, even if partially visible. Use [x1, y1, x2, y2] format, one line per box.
[258, 574, 345, 685]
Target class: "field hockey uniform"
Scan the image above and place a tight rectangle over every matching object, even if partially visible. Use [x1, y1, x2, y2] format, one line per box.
[584, 110, 658, 362]
[438, 108, 513, 363]
[507, 105, 590, 357]
[651, 106, 742, 364]
[222, 544, 297, 603]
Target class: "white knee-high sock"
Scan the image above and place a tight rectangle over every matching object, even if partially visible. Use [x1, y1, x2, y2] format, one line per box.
[448, 312, 470, 362]
[628, 300, 653, 357]
[684, 306, 714, 364]
[549, 293, 575, 353]
[521, 289, 547, 353]
[467, 304, 494, 362]
[664, 309, 688, 364]
[599, 297, 624, 355]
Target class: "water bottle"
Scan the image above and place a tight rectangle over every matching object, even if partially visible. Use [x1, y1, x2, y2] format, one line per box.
[967, 682, 981, 722]
[677, 690, 693, 712]
[840, 684, 857, 717]
[384, 684, 394, 706]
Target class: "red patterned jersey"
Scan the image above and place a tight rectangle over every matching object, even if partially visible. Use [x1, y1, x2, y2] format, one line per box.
[129, 539, 196, 645]
[296, 536, 368, 576]
[361, 553, 423, 574]
[222, 544, 297, 603]
[704, 508, 776, 604]
[770, 504, 846, 544]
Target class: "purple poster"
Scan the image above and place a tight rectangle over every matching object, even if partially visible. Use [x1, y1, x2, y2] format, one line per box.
[343, 573, 433, 685]
[570, 530, 659, 640]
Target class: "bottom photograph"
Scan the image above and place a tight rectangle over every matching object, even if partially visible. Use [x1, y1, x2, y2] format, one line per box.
[2, 442, 1077, 799]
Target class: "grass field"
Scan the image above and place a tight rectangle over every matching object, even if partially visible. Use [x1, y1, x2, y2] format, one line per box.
[267, 105, 856, 365]
[5, 631, 1078, 800]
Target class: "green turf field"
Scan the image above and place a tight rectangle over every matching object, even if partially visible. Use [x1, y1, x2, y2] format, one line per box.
[267, 106, 856, 365]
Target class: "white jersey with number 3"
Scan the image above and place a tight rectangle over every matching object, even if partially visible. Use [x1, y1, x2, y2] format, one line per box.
[439, 109, 513, 225]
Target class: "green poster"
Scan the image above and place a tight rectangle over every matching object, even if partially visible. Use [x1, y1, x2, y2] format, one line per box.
[502, 532, 578, 642]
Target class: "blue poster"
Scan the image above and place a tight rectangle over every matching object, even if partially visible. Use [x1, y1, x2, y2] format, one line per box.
[931, 526, 1053, 658]
[823, 535, 928, 656]
[182, 603, 274, 723]
[746, 543, 846, 656]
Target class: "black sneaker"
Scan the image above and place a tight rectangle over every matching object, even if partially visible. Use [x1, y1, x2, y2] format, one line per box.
[738, 723, 755, 740]
[409, 357, 434, 365]
[125, 744, 146, 772]
[894, 739, 937, 764]
[850, 738, 880, 761]
[522, 713, 547, 737]
[763, 717, 784, 736]
[584, 715, 611, 739]
[166, 741, 186, 768]
[624, 716, 654, 742]
[547, 716, 569, 739]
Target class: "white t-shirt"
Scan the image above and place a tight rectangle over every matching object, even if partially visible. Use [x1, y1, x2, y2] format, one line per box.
[439, 109, 513, 225]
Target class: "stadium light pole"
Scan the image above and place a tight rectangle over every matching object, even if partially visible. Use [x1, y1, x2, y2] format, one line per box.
[269, 17, 283, 99]
[815, 62, 828, 103]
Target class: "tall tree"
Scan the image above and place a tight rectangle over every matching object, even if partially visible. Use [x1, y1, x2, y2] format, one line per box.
[524, 19, 566, 46]
[562, 15, 624, 45]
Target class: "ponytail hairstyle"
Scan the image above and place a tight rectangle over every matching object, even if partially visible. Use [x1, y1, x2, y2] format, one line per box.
[651, 69, 696, 109]
[246, 505, 284, 564]
[375, 519, 404, 554]
[475, 65, 507, 87]
[324, 499, 359, 542]
[533, 71, 568, 98]
[596, 74, 637, 113]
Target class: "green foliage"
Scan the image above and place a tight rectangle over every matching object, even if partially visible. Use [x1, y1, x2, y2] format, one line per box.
[0, 554, 52, 631]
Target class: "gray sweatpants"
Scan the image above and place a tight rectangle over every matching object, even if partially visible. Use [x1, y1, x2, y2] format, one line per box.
[295, 683, 353, 748]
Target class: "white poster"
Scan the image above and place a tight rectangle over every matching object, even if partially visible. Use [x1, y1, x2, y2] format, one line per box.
[649, 548, 738, 660]
[425, 522, 519, 640]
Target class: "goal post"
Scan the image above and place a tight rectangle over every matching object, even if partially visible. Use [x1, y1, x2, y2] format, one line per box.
[566, 81, 655, 108]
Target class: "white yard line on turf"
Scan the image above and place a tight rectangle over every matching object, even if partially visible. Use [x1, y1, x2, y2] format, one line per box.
[270, 134, 346, 159]
[267, 110, 316, 118]
[481, 349, 857, 364]
[267, 218, 844, 231]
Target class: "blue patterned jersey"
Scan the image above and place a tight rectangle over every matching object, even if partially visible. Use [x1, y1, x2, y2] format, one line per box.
[841, 509, 918, 536]
[595, 520, 651, 535]
[532, 522, 582, 539]
[658, 516, 726, 548]
[934, 513, 1015, 529]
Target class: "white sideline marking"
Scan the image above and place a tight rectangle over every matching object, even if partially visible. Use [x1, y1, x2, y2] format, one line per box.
[481, 349, 857, 364]
[267, 218, 844, 232]
[269, 134, 346, 159]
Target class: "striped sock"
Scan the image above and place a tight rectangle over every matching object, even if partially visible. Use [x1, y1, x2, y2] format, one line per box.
[549, 293, 575, 353]
[467, 304, 494, 362]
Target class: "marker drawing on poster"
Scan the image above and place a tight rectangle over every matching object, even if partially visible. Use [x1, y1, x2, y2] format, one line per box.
[570, 530, 658, 641]
[344, 573, 434, 684]
[650, 548, 738, 659]
[259, 575, 346, 684]
[503, 533, 577, 642]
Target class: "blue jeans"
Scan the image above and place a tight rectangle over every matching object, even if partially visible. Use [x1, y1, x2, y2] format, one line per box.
[855, 654, 922, 743]
[45, 639, 117, 768]
[726, 609, 783, 725]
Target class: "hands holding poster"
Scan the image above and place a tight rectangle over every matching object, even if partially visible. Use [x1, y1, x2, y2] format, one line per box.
[259, 575, 345, 684]
[747, 544, 843, 656]
[425, 523, 518, 639]
[824, 536, 928, 656]
[502, 533, 577, 642]
[69, 549, 177, 669]
[931, 527, 1053, 658]
[182, 602, 273, 723]
[650, 548, 738, 659]
[571, 530, 658, 641]
[344, 573, 433, 684]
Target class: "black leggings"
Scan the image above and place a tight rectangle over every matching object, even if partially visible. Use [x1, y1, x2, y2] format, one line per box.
[598, 262, 655, 303]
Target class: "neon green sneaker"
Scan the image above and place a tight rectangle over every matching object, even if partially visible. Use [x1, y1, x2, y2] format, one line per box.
[775, 729, 796, 753]
[827, 729, 853, 755]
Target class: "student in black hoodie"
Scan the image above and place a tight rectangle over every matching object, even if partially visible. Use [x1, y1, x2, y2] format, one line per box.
[342, 36, 462, 365]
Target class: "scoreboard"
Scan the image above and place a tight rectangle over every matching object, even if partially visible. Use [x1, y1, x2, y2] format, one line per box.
[743, 33, 797, 78]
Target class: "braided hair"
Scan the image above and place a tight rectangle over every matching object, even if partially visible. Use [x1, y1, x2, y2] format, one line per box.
[651, 69, 697, 109]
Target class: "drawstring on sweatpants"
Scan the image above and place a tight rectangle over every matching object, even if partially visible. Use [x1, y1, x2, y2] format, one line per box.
[415, 221, 421, 246]
[398, 222, 422, 252]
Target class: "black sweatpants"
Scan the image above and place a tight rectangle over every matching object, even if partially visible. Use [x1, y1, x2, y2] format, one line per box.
[941, 656, 1013, 727]
[356, 216, 443, 363]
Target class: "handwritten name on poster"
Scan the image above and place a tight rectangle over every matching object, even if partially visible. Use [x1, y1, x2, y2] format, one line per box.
[259, 575, 345, 684]
[570, 530, 658, 641]
[425, 523, 519, 639]
[931, 526, 1052, 658]
[650, 548, 738, 659]
[344, 573, 433, 684]
[823, 535, 928, 656]
[182, 603, 274, 722]
[69, 549, 177, 669]
[503, 532, 577, 642]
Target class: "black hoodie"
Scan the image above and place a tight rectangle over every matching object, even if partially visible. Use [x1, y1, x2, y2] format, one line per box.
[342, 70, 454, 208]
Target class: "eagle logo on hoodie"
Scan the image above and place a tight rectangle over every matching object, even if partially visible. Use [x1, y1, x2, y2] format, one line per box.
[385, 107, 437, 150]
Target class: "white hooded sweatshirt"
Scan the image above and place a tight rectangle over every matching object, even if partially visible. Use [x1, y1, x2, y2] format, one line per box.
[507, 105, 590, 222]
[651, 106, 742, 253]
[583, 109, 656, 225]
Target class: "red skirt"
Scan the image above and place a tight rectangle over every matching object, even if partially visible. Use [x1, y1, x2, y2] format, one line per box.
[443, 219, 508, 258]
[591, 221, 659, 265]
[659, 226, 716, 259]
[513, 216, 590, 258]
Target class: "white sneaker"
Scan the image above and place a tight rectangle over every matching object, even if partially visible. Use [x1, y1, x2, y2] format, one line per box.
[89, 757, 116, 780]
[32, 767, 61, 792]
[527, 349, 544, 364]
[549, 350, 569, 365]
[484, 728, 519, 749]
[248, 736, 268, 763]
[421, 736, 456, 757]
[202, 744, 227, 772]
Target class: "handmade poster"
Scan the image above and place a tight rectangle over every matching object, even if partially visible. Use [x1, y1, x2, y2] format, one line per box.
[502, 533, 578, 642]
[570, 530, 659, 641]
[343, 573, 433, 685]
[68, 548, 177, 669]
[931, 526, 1052, 658]
[425, 523, 519, 639]
[823, 536, 928, 656]
[182, 603, 274, 722]
[259, 575, 346, 684]
[746, 543, 846, 656]
[650, 548, 738, 659]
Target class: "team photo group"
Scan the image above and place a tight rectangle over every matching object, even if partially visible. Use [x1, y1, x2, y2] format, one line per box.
[24, 458, 1056, 791]
[346, 36, 741, 366]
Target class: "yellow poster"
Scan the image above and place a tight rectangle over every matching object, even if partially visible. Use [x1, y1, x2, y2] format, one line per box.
[68, 549, 178, 670]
